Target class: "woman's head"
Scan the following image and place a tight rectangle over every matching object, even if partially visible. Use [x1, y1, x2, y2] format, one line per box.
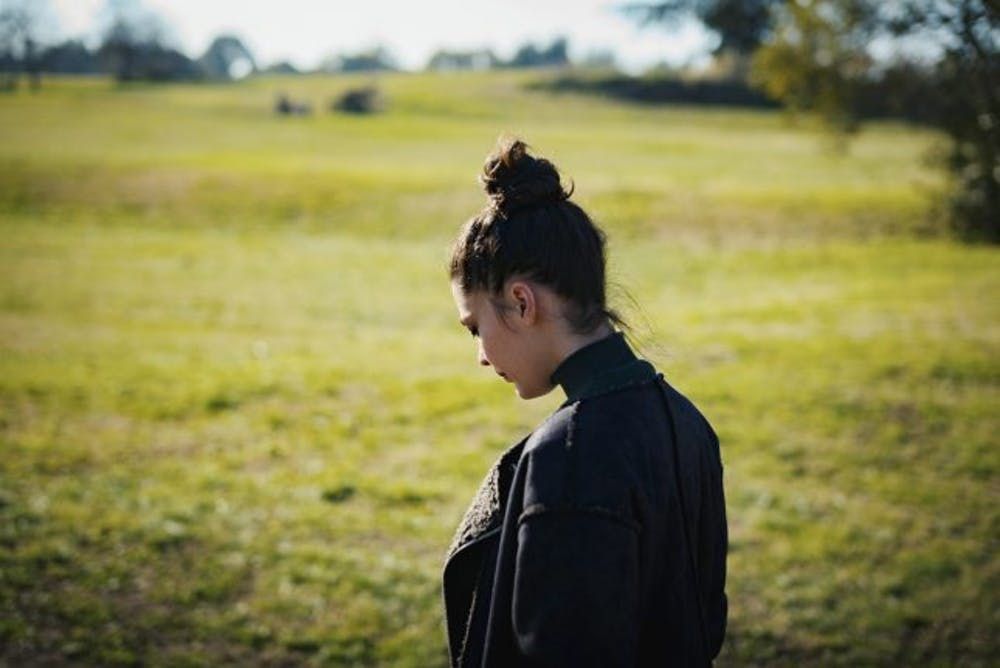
[449, 137, 623, 398]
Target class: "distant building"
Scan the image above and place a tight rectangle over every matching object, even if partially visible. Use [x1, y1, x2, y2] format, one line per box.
[319, 47, 397, 74]
[425, 49, 498, 72]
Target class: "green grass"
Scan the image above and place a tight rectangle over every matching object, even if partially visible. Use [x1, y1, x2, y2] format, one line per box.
[0, 72, 996, 666]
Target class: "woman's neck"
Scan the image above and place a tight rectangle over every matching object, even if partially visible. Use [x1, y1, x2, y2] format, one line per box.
[551, 322, 615, 371]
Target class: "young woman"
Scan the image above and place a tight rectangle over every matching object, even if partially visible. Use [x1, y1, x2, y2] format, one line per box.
[443, 138, 728, 667]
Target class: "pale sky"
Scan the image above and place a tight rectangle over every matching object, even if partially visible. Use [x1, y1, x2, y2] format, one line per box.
[49, 0, 717, 73]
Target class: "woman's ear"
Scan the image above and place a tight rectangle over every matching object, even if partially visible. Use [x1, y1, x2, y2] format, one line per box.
[507, 280, 537, 325]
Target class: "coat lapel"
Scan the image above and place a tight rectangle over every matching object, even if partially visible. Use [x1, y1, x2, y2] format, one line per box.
[445, 436, 526, 563]
[443, 437, 528, 667]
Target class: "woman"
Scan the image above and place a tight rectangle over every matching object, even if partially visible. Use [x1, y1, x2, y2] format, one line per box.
[443, 138, 728, 667]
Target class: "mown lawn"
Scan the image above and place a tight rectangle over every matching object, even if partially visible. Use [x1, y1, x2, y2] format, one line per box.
[0, 71, 996, 666]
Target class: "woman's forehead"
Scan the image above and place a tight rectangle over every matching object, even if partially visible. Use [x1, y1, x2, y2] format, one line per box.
[451, 282, 483, 318]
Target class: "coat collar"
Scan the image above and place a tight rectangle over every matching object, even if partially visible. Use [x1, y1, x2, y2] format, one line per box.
[550, 330, 656, 407]
[444, 333, 654, 564]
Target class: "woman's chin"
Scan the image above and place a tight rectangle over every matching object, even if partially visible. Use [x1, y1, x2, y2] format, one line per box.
[513, 381, 554, 401]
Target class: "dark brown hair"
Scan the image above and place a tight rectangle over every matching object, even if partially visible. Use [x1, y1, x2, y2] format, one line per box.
[449, 137, 625, 334]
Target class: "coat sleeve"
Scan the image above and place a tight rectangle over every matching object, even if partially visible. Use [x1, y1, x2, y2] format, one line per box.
[510, 505, 641, 667]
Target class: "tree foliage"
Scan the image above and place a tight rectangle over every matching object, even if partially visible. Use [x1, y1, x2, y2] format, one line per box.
[506, 37, 570, 68]
[0, 0, 56, 89]
[97, 0, 199, 81]
[39, 39, 100, 74]
[754, 0, 998, 240]
[900, 0, 999, 242]
[624, 0, 1000, 241]
[750, 0, 879, 133]
[199, 35, 257, 80]
[619, 0, 783, 55]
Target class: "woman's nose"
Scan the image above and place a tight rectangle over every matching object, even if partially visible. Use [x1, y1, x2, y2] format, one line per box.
[478, 344, 490, 367]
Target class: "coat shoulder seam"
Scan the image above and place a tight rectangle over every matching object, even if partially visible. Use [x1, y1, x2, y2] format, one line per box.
[516, 502, 641, 533]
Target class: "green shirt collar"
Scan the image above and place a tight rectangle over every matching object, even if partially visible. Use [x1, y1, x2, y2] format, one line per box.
[550, 331, 657, 406]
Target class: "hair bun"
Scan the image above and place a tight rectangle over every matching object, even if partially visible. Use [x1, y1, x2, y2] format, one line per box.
[479, 137, 573, 214]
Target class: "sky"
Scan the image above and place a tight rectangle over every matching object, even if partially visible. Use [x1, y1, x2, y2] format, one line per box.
[48, 0, 717, 74]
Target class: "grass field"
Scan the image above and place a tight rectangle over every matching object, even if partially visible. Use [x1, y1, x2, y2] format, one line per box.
[1, 71, 997, 666]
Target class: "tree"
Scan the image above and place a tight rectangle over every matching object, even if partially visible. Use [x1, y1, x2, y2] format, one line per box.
[97, 0, 199, 81]
[624, 0, 1000, 241]
[261, 60, 300, 75]
[0, 0, 56, 90]
[98, 0, 163, 80]
[753, 0, 998, 240]
[751, 0, 878, 134]
[40, 39, 100, 74]
[619, 0, 783, 78]
[506, 37, 570, 68]
[199, 35, 256, 80]
[905, 0, 999, 241]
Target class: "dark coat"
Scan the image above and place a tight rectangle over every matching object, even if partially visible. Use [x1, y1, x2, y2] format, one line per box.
[442, 333, 728, 667]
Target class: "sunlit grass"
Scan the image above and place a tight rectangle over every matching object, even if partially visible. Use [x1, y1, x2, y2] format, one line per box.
[0, 73, 996, 666]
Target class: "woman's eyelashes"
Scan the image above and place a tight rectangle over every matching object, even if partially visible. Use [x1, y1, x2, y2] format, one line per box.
[468, 326, 479, 338]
